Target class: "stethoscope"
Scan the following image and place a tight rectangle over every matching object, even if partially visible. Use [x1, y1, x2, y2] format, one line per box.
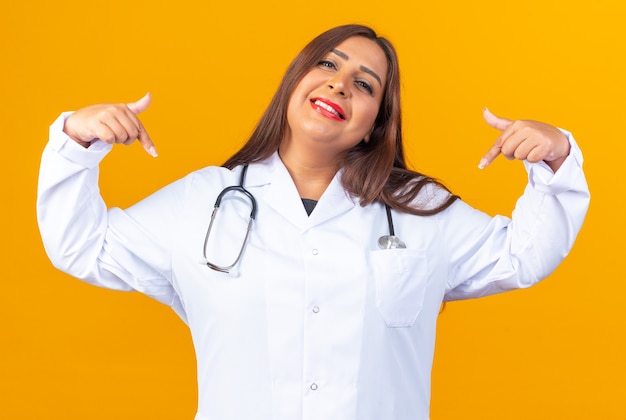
[202, 165, 405, 274]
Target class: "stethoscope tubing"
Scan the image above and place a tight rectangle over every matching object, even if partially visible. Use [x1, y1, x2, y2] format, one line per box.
[202, 165, 256, 273]
[203, 164, 406, 273]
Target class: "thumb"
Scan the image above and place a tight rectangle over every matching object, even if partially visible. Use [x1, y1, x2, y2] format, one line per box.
[127, 92, 152, 115]
[483, 107, 512, 131]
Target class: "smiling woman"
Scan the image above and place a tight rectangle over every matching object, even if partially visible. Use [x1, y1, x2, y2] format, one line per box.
[223, 25, 459, 213]
[36, 24, 589, 420]
[281, 36, 389, 199]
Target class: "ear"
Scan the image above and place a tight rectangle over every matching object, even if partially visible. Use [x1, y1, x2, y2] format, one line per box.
[363, 128, 373, 143]
[363, 124, 376, 143]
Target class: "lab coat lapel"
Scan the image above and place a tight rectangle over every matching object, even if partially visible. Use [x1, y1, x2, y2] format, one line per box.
[251, 153, 356, 231]
[263, 160, 310, 229]
[307, 175, 356, 229]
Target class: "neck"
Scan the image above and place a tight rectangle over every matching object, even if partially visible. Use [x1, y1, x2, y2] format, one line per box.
[278, 139, 340, 200]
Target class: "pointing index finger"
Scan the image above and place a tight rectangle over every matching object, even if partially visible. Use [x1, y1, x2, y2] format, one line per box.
[478, 142, 502, 169]
[128, 93, 157, 156]
[137, 124, 158, 157]
[478, 108, 513, 169]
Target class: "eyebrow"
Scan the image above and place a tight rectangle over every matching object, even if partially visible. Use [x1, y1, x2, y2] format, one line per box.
[331, 48, 383, 87]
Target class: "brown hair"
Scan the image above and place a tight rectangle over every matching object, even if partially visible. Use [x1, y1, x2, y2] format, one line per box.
[223, 24, 459, 215]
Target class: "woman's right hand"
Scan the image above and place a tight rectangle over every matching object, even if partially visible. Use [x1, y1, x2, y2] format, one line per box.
[63, 93, 157, 157]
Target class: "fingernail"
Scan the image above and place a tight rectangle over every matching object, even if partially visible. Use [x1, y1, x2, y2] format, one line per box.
[149, 146, 158, 157]
[478, 158, 488, 169]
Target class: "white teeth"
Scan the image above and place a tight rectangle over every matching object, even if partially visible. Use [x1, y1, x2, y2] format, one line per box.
[313, 100, 343, 118]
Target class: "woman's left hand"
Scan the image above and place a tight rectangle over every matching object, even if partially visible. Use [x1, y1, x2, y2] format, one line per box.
[478, 108, 571, 172]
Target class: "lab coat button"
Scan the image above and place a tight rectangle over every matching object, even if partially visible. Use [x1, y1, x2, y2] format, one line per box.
[311, 249, 319, 255]
[312, 306, 320, 313]
[310, 383, 318, 390]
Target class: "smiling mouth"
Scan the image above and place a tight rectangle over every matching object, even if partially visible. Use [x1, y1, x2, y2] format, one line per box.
[310, 99, 345, 120]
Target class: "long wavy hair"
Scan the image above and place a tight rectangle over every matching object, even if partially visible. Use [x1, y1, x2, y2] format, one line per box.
[223, 24, 459, 215]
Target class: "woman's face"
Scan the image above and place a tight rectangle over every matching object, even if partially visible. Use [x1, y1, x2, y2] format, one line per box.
[284, 36, 388, 157]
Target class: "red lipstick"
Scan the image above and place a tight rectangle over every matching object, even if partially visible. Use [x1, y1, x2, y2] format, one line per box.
[310, 97, 346, 121]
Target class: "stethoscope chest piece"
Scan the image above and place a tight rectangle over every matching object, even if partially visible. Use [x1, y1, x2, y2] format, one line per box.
[378, 204, 406, 249]
[378, 235, 406, 249]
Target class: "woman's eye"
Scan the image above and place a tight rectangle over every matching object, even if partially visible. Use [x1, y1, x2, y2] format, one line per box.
[357, 80, 373, 94]
[318, 60, 336, 69]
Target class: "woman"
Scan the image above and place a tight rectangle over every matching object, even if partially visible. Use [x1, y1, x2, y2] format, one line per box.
[37, 24, 589, 420]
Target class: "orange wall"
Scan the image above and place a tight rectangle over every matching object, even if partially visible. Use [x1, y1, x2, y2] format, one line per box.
[2, 1, 624, 419]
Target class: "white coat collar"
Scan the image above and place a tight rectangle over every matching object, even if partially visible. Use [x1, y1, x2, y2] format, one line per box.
[244, 152, 357, 231]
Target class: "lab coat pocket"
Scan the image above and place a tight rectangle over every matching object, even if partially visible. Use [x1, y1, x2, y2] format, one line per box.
[370, 248, 428, 328]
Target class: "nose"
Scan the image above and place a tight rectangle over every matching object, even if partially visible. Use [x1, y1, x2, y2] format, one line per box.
[328, 75, 349, 97]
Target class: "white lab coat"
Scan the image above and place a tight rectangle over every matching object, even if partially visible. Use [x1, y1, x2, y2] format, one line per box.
[37, 112, 590, 420]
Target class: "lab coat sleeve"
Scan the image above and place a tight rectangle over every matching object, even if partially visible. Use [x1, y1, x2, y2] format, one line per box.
[442, 130, 590, 301]
[37, 112, 188, 321]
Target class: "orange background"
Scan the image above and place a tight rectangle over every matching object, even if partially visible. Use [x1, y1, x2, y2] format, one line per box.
[2, 0, 624, 419]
